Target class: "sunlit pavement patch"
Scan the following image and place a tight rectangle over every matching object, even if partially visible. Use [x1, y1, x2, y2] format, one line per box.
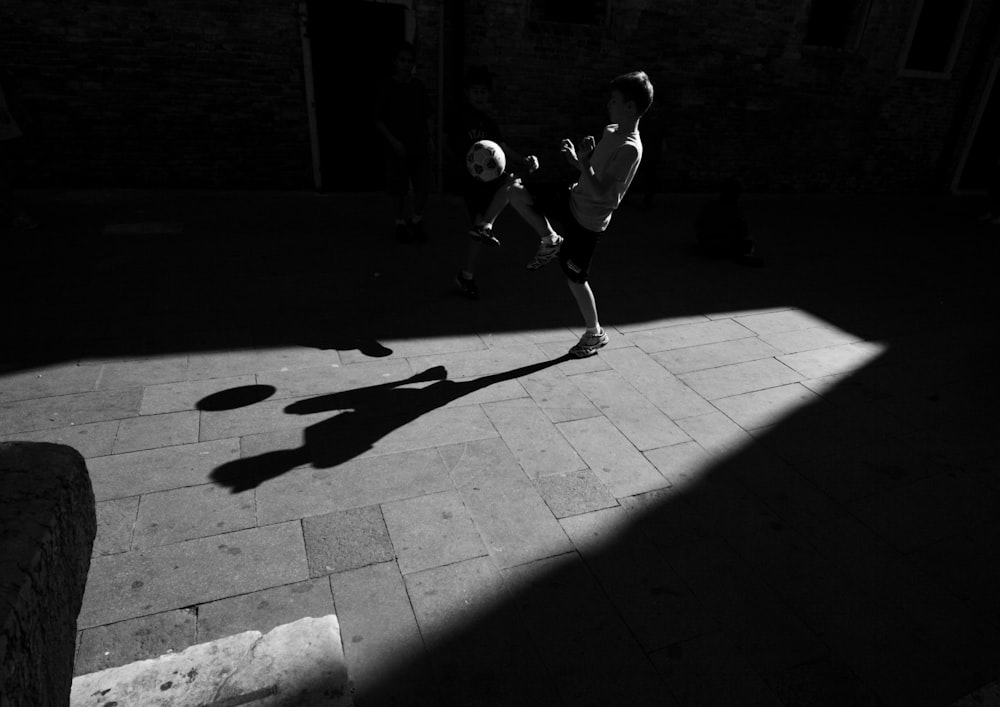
[70, 615, 351, 707]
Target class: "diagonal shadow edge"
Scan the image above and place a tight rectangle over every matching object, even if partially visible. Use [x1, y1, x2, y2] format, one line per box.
[332, 342, 1000, 707]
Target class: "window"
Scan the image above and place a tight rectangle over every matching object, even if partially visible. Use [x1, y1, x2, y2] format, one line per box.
[901, 0, 972, 75]
[803, 0, 872, 49]
[530, 0, 609, 25]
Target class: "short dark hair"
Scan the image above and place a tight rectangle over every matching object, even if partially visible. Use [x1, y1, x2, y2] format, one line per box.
[611, 71, 654, 116]
[463, 65, 494, 91]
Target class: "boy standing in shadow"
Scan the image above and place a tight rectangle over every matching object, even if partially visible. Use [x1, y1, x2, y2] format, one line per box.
[374, 41, 433, 243]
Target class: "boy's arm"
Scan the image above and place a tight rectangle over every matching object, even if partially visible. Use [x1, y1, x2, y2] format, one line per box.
[499, 143, 539, 174]
[565, 137, 639, 200]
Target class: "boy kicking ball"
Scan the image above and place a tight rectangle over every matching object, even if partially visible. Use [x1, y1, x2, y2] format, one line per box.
[509, 70, 654, 357]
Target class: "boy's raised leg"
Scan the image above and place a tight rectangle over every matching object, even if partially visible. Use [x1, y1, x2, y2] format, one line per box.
[510, 181, 563, 269]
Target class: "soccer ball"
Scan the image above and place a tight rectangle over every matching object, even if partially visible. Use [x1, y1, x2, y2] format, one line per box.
[466, 140, 506, 182]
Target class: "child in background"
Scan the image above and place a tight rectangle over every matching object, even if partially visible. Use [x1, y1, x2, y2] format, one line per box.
[447, 66, 538, 299]
[374, 41, 433, 242]
[694, 178, 763, 266]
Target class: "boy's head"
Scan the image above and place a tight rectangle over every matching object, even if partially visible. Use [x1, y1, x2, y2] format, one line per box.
[463, 66, 494, 111]
[609, 71, 654, 119]
[392, 41, 416, 78]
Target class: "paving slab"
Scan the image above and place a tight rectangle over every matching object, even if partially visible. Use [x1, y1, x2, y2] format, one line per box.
[93, 496, 140, 556]
[652, 335, 783, 375]
[255, 359, 411, 401]
[0, 362, 101, 403]
[87, 438, 241, 501]
[404, 556, 560, 706]
[75, 608, 197, 676]
[95, 355, 190, 390]
[570, 369, 691, 450]
[732, 309, 830, 337]
[381, 490, 487, 575]
[776, 340, 886, 379]
[557, 416, 672, 498]
[675, 410, 755, 457]
[561, 507, 705, 651]
[139, 374, 256, 415]
[481, 398, 585, 479]
[601, 346, 716, 419]
[255, 447, 453, 525]
[131, 482, 257, 550]
[330, 561, 437, 706]
[78, 521, 308, 628]
[406, 342, 548, 380]
[533, 468, 619, 518]
[758, 325, 862, 354]
[661, 538, 828, 676]
[642, 440, 716, 492]
[439, 437, 573, 569]
[302, 505, 395, 576]
[198, 394, 332, 441]
[626, 318, 756, 353]
[518, 365, 602, 422]
[70, 615, 351, 707]
[650, 631, 785, 707]
[501, 553, 674, 705]
[197, 578, 336, 642]
[0, 419, 119, 458]
[112, 410, 200, 454]
[0, 387, 142, 435]
[678, 357, 804, 400]
[713, 382, 823, 430]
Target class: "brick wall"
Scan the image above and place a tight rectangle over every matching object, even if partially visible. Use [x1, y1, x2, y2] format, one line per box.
[0, 0, 994, 192]
[1, 0, 311, 188]
[458, 0, 997, 194]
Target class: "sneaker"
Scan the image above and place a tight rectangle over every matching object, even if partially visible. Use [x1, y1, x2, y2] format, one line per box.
[569, 329, 609, 358]
[526, 235, 563, 270]
[409, 218, 427, 242]
[395, 222, 412, 242]
[454, 271, 480, 300]
[469, 223, 501, 247]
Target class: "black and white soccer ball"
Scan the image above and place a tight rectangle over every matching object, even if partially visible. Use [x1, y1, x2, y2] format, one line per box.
[465, 140, 506, 182]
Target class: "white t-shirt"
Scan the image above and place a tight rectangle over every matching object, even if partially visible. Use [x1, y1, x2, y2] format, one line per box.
[0, 84, 23, 142]
[569, 124, 642, 232]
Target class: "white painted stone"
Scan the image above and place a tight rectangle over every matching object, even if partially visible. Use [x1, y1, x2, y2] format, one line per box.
[70, 615, 352, 706]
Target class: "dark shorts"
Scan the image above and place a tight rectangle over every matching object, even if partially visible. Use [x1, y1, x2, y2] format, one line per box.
[384, 151, 431, 197]
[530, 182, 601, 284]
[462, 172, 508, 220]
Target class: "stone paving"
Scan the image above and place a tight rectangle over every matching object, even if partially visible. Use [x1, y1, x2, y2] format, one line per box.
[2, 187, 1000, 706]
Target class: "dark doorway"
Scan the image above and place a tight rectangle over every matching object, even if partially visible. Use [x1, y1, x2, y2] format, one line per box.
[956, 59, 1000, 192]
[307, 0, 406, 191]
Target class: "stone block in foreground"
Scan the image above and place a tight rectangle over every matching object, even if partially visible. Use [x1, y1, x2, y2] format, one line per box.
[0, 441, 96, 707]
[70, 615, 352, 707]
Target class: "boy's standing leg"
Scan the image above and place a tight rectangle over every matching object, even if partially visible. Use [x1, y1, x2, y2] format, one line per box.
[557, 228, 608, 358]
